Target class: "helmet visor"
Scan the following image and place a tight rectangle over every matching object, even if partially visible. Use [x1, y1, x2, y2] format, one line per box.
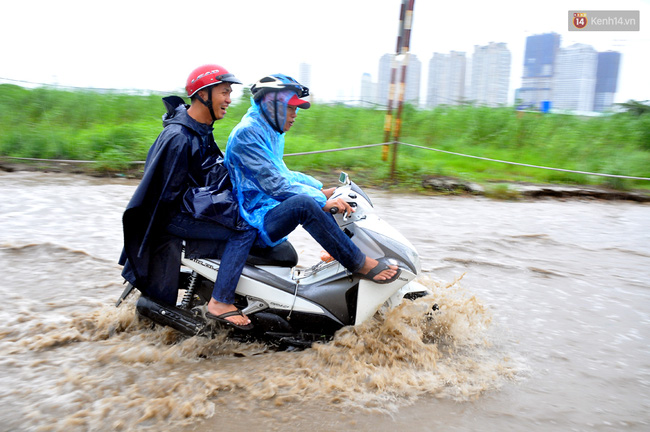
[217, 73, 242, 85]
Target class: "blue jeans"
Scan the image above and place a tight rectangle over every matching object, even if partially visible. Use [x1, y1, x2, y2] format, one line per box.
[166, 213, 257, 304]
[264, 195, 365, 272]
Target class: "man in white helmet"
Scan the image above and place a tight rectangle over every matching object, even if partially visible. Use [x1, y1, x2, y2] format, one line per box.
[225, 74, 400, 285]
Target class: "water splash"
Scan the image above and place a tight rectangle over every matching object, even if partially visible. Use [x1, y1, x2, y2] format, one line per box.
[1, 268, 515, 431]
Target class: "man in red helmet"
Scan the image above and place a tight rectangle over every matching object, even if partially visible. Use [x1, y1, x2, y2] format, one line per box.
[119, 64, 256, 330]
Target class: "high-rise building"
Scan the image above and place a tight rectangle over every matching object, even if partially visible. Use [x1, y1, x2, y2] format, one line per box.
[552, 43, 598, 112]
[405, 55, 422, 104]
[518, 32, 561, 109]
[427, 53, 449, 107]
[376, 53, 422, 106]
[377, 54, 393, 106]
[593, 51, 621, 112]
[360, 72, 377, 107]
[469, 42, 511, 107]
[426, 51, 466, 107]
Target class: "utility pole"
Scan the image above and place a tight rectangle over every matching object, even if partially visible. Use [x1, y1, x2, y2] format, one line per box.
[382, 0, 415, 180]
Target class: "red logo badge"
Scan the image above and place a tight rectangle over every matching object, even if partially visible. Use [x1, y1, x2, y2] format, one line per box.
[573, 12, 587, 29]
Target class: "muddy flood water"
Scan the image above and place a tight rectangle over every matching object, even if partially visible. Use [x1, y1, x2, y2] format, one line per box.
[1, 171, 649, 432]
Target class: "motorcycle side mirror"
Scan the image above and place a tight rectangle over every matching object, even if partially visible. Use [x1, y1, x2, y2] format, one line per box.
[338, 172, 350, 185]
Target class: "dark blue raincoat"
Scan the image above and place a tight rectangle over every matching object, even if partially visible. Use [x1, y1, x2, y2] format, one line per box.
[119, 97, 245, 304]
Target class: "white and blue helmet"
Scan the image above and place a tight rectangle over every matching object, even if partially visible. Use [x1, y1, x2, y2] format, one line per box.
[251, 74, 310, 108]
[251, 74, 311, 133]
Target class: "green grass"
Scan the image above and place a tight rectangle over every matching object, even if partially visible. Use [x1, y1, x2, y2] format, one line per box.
[1, 84, 649, 192]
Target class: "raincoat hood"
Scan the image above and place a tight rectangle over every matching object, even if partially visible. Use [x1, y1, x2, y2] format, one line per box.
[258, 90, 296, 134]
[162, 97, 214, 137]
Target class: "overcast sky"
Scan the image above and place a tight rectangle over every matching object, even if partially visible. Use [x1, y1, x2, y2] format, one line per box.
[1, 0, 648, 104]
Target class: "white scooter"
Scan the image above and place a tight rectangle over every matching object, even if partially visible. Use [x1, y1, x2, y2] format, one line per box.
[117, 172, 431, 348]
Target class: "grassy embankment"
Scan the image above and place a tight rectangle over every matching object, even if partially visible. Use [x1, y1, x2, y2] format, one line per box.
[1, 84, 649, 192]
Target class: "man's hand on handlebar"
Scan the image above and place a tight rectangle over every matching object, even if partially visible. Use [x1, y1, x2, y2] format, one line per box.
[323, 197, 354, 216]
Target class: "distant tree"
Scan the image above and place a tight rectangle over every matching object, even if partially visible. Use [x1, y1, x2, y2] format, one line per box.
[616, 100, 650, 116]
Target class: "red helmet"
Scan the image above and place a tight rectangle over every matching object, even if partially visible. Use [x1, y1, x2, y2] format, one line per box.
[185, 64, 242, 97]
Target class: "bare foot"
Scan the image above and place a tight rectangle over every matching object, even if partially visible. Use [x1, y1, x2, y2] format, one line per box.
[357, 257, 398, 282]
[207, 299, 251, 326]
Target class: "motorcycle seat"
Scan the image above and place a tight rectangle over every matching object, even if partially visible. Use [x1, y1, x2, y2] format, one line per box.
[182, 238, 298, 268]
[246, 241, 298, 267]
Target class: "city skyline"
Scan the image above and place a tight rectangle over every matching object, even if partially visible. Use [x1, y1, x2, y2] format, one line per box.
[358, 31, 622, 112]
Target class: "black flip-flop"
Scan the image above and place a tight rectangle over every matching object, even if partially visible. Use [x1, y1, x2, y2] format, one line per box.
[355, 258, 402, 284]
[205, 309, 254, 331]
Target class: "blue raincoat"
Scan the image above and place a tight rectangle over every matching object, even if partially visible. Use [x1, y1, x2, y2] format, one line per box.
[225, 92, 326, 246]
